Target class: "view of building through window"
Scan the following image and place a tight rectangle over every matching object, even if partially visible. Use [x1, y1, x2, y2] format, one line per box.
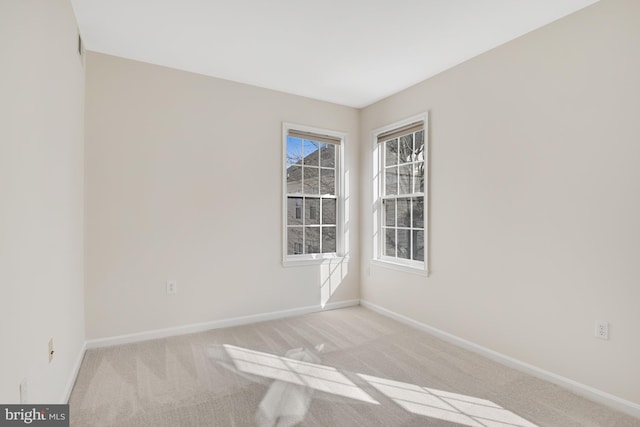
[381, 128, 425, 263]
[286, 135, 338, 256]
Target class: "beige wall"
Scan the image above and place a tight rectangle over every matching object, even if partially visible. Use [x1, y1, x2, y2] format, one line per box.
[0, 0, 85, 403]
[360, 0, 640, 405]
[84, 52, 360, 339]
[4, 0, 636, 409]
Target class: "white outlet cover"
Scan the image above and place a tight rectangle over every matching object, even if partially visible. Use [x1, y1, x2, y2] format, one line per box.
[166, 280, 177, 294]
[595, 320, 609, 340]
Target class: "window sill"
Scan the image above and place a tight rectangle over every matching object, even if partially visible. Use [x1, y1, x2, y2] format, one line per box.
[283, 255, 350, 268]
[371, 259, 429, 277]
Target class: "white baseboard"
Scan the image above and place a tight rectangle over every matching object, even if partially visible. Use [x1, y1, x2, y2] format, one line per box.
[61, 341, 86, 403]
[85, 299, 360, 349]
[360, 299, 640, 420]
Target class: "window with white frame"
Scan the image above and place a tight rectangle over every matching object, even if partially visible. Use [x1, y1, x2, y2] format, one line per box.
[374, 115, 427, 271]
[283, 124, 343, 263]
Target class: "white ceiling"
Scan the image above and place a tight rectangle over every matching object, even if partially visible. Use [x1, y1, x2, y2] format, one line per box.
[71, 0, 598, 108]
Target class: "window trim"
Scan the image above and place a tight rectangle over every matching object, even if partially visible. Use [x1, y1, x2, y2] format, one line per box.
[282, 122, 347, 266]
[372, 112, 429, 275]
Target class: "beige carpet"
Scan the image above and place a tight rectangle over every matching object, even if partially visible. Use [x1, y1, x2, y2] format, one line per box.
[69, 307, 638, 426]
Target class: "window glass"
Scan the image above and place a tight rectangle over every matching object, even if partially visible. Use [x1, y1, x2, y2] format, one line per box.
[320, 144, 335, 168]
[322, 227, 336, 253]
[377, 123, 425, 267]
[305, 198, 320, 225]
[385, 138, 398, 167]
[303, 167, 319, 194]
[305, 227, 320, 253]
[322, 199, 336, 225]
[303, 140, 319, 166]
[285, 128, 341, 260]
[287, 227, 303, 255]
[287, 197, 303, 225]
[320, 168, 335, 195]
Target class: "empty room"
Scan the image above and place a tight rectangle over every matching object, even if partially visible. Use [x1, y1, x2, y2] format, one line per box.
[1, 0, 639, 425]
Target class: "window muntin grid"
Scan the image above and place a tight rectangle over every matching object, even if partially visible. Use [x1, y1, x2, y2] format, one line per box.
[286, 136, 338, 256]
[380, 129, 425, 263]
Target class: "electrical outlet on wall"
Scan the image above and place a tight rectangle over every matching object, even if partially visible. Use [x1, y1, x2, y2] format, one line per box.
[166, 279, 177, 295]
[48, 338, 54, 363]
[595, 320, 609, 340]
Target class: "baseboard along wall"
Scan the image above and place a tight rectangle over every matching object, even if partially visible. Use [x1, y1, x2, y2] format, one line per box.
[84, 299, 360, 349]
[62, 342, 86, 404]
[65, 299, 358, 403]
[359, 299, 640, 420]
[67, 297, 639, 419]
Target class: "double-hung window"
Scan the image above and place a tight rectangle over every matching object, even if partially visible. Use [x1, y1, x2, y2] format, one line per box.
[283, 123, 344, 264]
[374, 114, 428, 273]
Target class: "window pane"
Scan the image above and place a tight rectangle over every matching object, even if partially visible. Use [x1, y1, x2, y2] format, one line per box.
[397, 198, 411, 228]
[322, 198, 336, 225]
[287, 197, 303, 225]
[287, 227, 303, 255]
[411, 162, 424, 193]
[413, 230, 424, 261]
[284, 128, 342, 261]
[415, 130, 424, 162]
[412, 197, 423, 228]
[322, 226, 336, 253]
[385, 167, 397, 196]
[385, 139, 398, 167]
[383, 199, 395, 227]
[286, 137, 304, 167]
[320, 144, 335, 168]
[303, 167, 319, 194]
[303, 140, 320, 166]
[384, 228, 396, 257]
[376, 126, 426, 266]
[320, 168, 335, 195]
[399, 134, 413, 164]
[305, 227, 320, 253]
[413, 163, 424, 193]
[286, 165, 302, 193]
[305, 198, 320, 225]
[399, 164, 412, 195]
[397, 229, 410, 259]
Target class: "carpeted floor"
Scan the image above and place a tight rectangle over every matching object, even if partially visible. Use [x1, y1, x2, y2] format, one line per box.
[68, 306, 638, 426]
